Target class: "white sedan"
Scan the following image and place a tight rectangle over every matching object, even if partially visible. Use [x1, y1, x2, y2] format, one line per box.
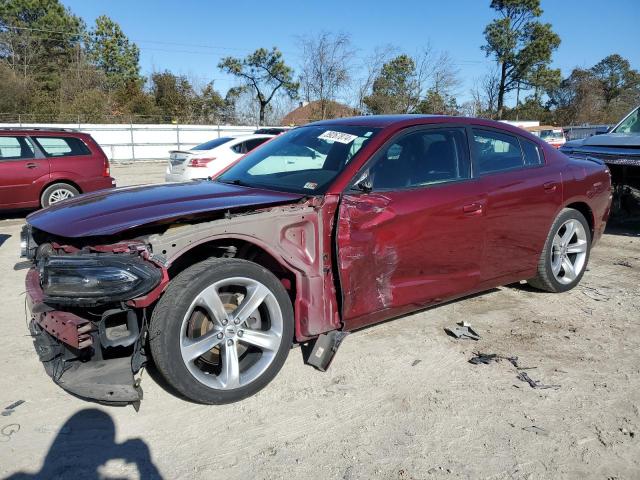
[165, 134, 274, 182]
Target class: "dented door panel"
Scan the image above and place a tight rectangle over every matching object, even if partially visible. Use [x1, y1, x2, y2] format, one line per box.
[337, 182, 486, 331]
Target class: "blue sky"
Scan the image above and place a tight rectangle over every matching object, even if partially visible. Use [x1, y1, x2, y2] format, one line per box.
[61, 0, 640, 105]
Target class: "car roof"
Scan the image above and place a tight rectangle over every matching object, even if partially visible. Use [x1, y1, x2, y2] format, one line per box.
[232, 133, 275, 140]
[304, 114, 541, 140]
[0, 127, 91, 138]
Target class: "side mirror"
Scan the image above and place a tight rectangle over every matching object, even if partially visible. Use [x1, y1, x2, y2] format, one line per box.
[353, 172, 373, 193]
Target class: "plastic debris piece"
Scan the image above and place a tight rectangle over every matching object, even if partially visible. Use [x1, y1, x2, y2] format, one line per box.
[445, 322, 480, 341]
[469, 353, 499, 365]
[1, 400, 25, 417]
[517, 371, 560, 390]
[523, 425, 549, 436]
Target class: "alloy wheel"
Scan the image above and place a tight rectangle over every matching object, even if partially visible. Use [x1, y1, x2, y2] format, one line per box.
[179, 277, 283, 390]
[550, 219, 588, 285]
[48, 188, 75, 204]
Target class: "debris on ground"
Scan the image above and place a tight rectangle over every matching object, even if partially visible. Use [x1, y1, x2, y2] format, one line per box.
[468, 353, 536, 369]
[581, 286, 612, 301]
[445, 321, 480, 341]
[613, 260, 633, 268]
[620, 427, 635, 438]
[411, 359, 421, 367]
[1, 400, 25, 417]
[516, 371, 560, 390]
[523, 425, 549, 436]
[469, 353, 499, 365]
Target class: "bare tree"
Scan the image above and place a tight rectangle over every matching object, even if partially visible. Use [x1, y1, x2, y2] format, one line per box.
[352, 44, 398, 112]
[298, 31, 354, 119]
[430, 51, 461, 98]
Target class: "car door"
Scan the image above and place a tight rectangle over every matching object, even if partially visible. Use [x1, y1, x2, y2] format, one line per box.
[336, 126, 487, 331]
[471, 128, 563, 284]
[0, 134, 49, 208]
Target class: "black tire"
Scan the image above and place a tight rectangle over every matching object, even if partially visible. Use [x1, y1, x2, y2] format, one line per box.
[40, 182, 79, 208]
[149, 257, 294, 404]
[528, 208, 591, 293]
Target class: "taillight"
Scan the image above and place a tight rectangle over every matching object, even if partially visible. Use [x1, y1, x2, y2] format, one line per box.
[188, 157, 215, 168]
[103, 157, 110, 177]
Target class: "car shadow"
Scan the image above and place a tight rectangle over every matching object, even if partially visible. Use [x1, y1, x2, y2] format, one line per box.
[0, 209, 33, 221]
[345, 288, 502, 336]
[0, 234, 10, 247]
[605, 218, 640, 237]
[5, 408, 162, 479]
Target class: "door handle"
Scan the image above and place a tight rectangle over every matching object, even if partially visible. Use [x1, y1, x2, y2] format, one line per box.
[26, 162, 38, 169]
[543, 181, 557, 192]
[463, 203, 483, 214]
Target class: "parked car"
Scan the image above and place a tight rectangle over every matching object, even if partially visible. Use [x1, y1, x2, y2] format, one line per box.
[22, 115, 611, 406]
[561, 105, 640, 216]
[0, 128, 115, 210]
[254, 127, 290, 135]
[165, 134, 273, 182]
[525, 125, 566, 148]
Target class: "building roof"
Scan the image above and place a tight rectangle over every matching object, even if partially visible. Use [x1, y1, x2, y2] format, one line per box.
[281, 100, 357, 126]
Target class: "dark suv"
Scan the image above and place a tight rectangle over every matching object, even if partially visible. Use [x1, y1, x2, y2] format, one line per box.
[0, 128, 115, 210]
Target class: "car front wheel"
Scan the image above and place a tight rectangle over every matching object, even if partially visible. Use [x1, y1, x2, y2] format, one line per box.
[149, 258, 294, 404]
[528, 208, 591, 293]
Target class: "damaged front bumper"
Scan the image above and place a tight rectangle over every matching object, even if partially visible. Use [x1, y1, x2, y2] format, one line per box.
[29, 319, 142, 405]
[25, 260, 161, 406]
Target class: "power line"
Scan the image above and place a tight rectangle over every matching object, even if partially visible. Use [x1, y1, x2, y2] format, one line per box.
[2, 24, 491, 66]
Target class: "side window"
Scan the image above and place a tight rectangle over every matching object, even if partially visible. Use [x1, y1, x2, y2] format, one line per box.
[371, 128, 470, 190]
[245, 138, 269, 151]
[0, 136, 35, 160]
[473, 129, 524, 174]
[34, 136, 91, 157]
[521, 139, 544, 166]
[231, 142, 245, 154]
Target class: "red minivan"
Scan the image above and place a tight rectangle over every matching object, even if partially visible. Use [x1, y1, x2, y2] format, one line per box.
[0, 128, 115, 210]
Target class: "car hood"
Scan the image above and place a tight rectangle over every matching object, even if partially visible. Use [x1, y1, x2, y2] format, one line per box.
[27, 181, 304, 238]
[566, 133, 639, 149]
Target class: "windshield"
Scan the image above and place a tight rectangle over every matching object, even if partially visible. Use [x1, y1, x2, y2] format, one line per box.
[217, 125, 379, 194]
[540, 129, 564, 141]
[192, 137, 234, 150]
[613, 107, 640, 134]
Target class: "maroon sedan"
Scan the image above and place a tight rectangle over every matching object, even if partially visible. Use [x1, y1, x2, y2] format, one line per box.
[21, 115, 611, 405]
[0, 128, 115, 210]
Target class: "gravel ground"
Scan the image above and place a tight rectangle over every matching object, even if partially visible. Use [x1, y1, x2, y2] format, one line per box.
[0, 163, 639, 479]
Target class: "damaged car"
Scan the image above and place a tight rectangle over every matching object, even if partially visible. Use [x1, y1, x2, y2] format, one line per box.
[22, 115, 612, 406]
[561, 105, 640, 217]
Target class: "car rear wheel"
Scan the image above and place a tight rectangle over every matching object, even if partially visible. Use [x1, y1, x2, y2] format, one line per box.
[528, 208, 591, 293]
[41, 183, 79, 208]
[149, 258, 294, 404]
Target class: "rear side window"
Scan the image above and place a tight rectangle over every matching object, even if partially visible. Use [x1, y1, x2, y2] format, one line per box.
[34, 136, 91, 157]
[0, 136, 35, 160]
[521, 138, 544, 166]
[245, 137, 269, 151]
[473, 129, 524, 174]
[231, 138, 269, 154]
[192, 137, 233, 150]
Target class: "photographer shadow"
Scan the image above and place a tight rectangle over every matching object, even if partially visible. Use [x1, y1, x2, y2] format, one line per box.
[7, 408, 162, 479]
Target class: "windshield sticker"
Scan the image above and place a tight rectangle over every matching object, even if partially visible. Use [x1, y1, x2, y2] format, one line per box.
[303, 182, 318, 190]
[318, 130, 358, 144]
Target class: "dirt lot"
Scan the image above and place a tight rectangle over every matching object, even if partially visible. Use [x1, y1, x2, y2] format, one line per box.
[0, 162, 639, 479]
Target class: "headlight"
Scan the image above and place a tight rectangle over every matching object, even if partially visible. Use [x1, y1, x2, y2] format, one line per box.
[40, 254, 162, 305]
